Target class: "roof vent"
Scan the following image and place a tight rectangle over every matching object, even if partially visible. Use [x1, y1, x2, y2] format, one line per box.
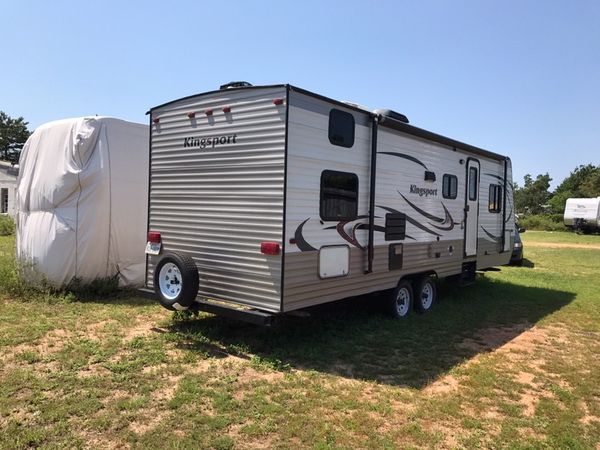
[341, 101, 370, 111]
[373, 109, 409, 124]
[219, 81, 253, 90]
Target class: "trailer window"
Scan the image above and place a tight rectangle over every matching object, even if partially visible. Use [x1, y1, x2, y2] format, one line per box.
[489, 184, 502, 213]
[320, 170, 358, 221]
[468, 167, 478, 201]
[328, 109, 355, 148]
[442, 174, 457, 199]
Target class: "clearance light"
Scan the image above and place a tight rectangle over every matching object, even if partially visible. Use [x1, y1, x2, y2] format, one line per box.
[261, 242, 280, 255]
[222, 106, 231, 113]
[187, 112, 196, 119]
[273, 98, 284, 105]
[153, 118, 160, 124]
[148, 231, 162, 243]
[205, 109, 213, 116]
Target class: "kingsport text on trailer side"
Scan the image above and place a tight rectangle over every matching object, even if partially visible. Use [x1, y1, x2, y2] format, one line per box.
[141, 83, 515, 325]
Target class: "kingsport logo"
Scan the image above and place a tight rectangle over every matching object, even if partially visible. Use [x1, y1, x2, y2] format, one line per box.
[409, 184, 438, 197]
[183, 134, 238, 149]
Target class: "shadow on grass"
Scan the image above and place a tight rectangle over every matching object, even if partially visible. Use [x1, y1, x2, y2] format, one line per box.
[166, 276, 574, 388]
[522, 258, 535, 268]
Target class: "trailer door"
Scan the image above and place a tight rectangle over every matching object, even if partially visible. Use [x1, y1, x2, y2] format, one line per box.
[464, 159, 480, 257]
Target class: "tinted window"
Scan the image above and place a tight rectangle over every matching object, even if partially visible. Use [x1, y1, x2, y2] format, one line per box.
[328, 109, 355, 148]
[442, 174, 458, 199]
[320, 170, 358, 221]
[468, 167, 478, 201]
[489, 184, 502, 213]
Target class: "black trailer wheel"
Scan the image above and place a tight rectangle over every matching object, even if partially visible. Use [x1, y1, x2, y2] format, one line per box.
[386, 280, 413, 319]
[413, 275, 437, 314]
[153, 253, 199, 311]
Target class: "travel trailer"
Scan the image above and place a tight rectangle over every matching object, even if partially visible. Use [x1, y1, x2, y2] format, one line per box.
[142, 83, 515, 324]
[17, 117, 149, 287]
[563, 197, 600, 231]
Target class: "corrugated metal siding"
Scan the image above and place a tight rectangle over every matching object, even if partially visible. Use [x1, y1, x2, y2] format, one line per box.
[284, 242, 464, 311]
[476, 158, 514, 267]
[147, 87, 286, 312]
[282, 91, 474, 311]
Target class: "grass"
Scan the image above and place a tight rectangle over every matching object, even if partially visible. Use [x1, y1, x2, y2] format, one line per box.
[521, 230, 600, 245]
[1, 233, 600, 448]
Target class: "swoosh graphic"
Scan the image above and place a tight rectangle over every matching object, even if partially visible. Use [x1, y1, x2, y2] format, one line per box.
[294, 218, 317, 252]
[480, 226, 502, 242]
[399, 193, 444, 223]
[377, 205, 442, 237]
[484, 173, 504, 183]
[333, 215, 371, 248]
[429, 204, 455, 231]
[355, 222, 416, 241]
[378, 152, 429, 170]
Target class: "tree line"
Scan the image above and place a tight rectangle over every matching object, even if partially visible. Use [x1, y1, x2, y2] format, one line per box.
[0, 111, 30, 164]
[515, 165, 600, 216]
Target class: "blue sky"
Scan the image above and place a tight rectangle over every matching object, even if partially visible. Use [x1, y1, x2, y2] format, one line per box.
[2, 1, 599, 188]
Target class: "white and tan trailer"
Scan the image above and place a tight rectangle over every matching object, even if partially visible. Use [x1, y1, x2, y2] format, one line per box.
[142, 83, 515, 324]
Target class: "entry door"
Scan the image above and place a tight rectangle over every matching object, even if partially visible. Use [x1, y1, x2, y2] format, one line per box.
[464, 159, 480, 257]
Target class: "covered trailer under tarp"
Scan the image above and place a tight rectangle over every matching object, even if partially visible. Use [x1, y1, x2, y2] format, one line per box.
[16, 117, 148, 287]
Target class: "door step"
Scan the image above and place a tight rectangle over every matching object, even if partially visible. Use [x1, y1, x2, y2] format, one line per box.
[459, 262, 476, 286]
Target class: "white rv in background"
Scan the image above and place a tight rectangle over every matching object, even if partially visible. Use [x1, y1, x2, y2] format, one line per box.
[564, 197, 600, 231]
[142, 83, 515, 324]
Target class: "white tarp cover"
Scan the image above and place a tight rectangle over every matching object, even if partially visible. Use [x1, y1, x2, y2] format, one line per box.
[16, 117, 149, 287]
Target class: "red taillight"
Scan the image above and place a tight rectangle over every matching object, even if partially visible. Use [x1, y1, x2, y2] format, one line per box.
[273, 98, 284, 105]
[187, 111, 196, 118]
[148, 231, 161, 243]
[261, 242, 280, 255]
[205, 109, 213, 116]
[222, 106, 231, 113]
[153, 117, 160, 124]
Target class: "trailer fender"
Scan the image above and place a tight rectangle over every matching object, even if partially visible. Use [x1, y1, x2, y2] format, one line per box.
[153, 253, 199, 311]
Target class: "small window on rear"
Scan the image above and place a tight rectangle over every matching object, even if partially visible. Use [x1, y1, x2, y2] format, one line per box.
[328, 109, 355, 148]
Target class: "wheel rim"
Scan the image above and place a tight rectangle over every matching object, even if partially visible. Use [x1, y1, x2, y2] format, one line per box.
[395, 287, 410, 316]
[421, 282, 434, 309]
[158, 263, 182, 300]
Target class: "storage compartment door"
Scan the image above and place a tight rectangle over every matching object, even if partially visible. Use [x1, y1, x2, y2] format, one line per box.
[318, 245, 349, 279]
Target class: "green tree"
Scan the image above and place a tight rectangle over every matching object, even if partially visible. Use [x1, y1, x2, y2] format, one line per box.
[514, 173, 552, 215]
[548, 164, 600, 213]
[580, 170, 600, 198]
[0, 111, 31, 163]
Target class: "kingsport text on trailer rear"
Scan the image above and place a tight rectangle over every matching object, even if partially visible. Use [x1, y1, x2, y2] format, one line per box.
[142, 83, 515, 324]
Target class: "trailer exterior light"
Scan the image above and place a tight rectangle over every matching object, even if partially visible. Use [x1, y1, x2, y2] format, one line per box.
[205, 109, 213, 116]
[148, 231, 162, 243]
[273, 98, 284, 106]
[260, 242, 280, 255]
[187, 112, 196, 119]
[222, 106, 231, 113]
[153, 118, 160, 124]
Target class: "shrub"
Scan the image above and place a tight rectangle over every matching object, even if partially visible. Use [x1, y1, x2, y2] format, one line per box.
[519, 214, 567, 232]
[0, 215, 15, 236]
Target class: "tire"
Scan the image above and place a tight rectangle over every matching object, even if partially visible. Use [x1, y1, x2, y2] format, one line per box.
[386, 280, 413, 319]
[413, 275, 436, 314]
[153, 253, 199, 311]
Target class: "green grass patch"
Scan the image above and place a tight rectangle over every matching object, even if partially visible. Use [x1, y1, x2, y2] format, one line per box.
[1, 234, 600, 448]
[522, 230, 600, 245]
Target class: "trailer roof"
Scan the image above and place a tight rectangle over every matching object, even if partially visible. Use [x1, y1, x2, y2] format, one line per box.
[149, 84, 509, 162]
